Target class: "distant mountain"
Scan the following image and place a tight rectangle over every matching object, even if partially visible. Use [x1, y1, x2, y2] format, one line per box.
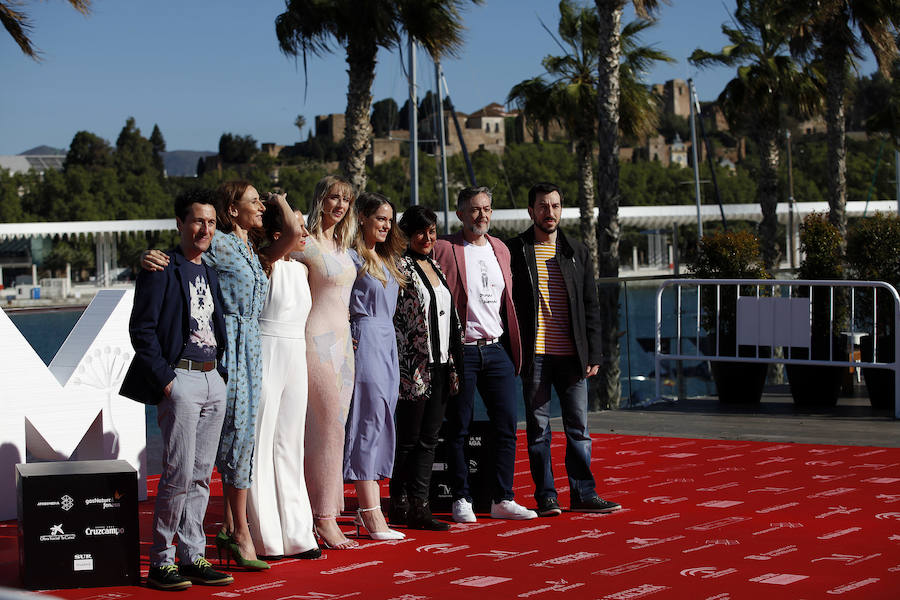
[162, 150, 217, 177]
[20, 145, 65, 155]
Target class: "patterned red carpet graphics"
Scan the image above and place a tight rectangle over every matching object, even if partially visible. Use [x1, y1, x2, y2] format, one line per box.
[2, 433, 899, 599]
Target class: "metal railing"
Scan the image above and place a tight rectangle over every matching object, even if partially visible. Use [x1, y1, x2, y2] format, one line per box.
[655, 279, 900, 418]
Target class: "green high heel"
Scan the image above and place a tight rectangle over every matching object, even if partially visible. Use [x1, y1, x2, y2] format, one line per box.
[214, 530, 269, 571]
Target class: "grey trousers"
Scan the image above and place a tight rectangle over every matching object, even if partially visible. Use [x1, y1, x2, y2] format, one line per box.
[150, 368, 227, 566]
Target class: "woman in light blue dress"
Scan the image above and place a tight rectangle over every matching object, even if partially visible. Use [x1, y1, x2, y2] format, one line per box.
[342, 192, 406, 541]
[204, 182, 299, 568]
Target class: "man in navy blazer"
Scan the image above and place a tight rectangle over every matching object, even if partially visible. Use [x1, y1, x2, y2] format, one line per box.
[120, 188, 233, 590]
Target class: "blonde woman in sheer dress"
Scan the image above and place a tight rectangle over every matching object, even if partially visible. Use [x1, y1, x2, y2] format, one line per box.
[292, 175, 359, 550]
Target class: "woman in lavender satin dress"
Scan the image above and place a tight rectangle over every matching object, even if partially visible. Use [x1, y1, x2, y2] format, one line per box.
[342, 192, 407, 541]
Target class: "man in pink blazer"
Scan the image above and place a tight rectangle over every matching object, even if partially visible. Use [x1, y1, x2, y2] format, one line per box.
[432, 186, 537, 522]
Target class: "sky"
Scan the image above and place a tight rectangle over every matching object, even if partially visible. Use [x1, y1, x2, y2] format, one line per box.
[0, 1, 879, 156]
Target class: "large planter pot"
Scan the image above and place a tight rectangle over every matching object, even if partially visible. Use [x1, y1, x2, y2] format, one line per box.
[709, 361, 768, 404]
[860, 335, 896, 410]
[786, 364, 843, 407]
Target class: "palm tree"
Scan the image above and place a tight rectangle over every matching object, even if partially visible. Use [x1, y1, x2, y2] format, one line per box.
[690, 0, 822, 270]
[594, 0, 664, 409]
[2, 0, 90, 59]
[294, 114, 307, 140]
[780, 0, 899, 239]
[275, 0, 478, 193]
[507, 3, 671, 281]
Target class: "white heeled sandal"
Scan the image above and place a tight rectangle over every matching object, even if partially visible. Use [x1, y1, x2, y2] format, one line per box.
[354, 506, 406, 540]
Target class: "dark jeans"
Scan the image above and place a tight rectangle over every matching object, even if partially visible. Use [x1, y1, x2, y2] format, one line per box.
[522, 354, 596, 503]
[446, 342, 518, 503]
[391, 364, 450, 502]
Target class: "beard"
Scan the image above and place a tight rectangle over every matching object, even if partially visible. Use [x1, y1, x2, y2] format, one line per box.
[535, 220, 558, 235]
[466, 221, 490, 236]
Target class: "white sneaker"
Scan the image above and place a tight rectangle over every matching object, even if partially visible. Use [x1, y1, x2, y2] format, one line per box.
[452, 498, 477, 523]
[490, 499, 538, 520]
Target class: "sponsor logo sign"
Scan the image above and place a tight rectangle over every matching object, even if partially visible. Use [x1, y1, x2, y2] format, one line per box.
[40, 524, 76, 541]
[73, 553, 93, 572]
[36, 494, 74, 511]
[84, 491, 123, 509]
[84, 525, 125, 536]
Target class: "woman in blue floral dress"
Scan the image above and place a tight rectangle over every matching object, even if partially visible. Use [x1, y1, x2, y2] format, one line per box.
[205, 181, 301, 568]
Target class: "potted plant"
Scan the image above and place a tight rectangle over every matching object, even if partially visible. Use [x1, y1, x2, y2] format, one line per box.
[786, 213, 847, 407]
[846, 212, 900, 409]
[689, 230, 771, 403]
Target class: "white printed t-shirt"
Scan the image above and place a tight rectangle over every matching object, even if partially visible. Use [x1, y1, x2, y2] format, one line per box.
[463, 240, 505, 343]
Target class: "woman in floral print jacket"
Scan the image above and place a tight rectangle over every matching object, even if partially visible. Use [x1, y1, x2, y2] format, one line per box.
[391, 205, 464, 531]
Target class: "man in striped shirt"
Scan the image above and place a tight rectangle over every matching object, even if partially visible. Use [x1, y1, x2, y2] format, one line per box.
[507, 182, 621, 517]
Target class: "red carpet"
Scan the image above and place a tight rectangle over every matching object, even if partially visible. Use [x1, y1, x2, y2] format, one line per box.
[2, 433, 899, 599]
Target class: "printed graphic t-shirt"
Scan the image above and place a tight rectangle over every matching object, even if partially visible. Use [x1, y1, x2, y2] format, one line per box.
[180, 260, 217, 362]
[462, 241, 505, 343]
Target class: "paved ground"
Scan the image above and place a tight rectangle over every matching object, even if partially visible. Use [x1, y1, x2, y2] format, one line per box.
[573, 384, 899, 448]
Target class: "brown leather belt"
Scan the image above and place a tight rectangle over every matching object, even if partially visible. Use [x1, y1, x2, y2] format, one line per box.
[176, 359, 217, 372]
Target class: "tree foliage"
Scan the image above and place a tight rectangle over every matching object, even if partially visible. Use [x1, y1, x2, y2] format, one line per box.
[218, 133, 258, 164]
[2, 0, 90, 59]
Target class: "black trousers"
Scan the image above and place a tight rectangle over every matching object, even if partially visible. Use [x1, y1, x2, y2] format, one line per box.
[391, 363, 450, 502]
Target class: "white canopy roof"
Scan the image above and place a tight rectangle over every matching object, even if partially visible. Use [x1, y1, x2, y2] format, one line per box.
[0, 200, 896, 241]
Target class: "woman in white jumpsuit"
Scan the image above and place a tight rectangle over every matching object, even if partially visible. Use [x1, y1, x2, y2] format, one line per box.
[247, 207, 319, 559]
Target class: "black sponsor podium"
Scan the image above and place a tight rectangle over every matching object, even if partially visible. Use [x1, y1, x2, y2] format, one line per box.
[430, 420, 494, 514]
[16, 459, 139, 590]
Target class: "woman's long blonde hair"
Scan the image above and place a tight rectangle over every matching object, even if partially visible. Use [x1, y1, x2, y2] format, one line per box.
[354, 192, 406, 287]
[306, 175, 356, 250]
